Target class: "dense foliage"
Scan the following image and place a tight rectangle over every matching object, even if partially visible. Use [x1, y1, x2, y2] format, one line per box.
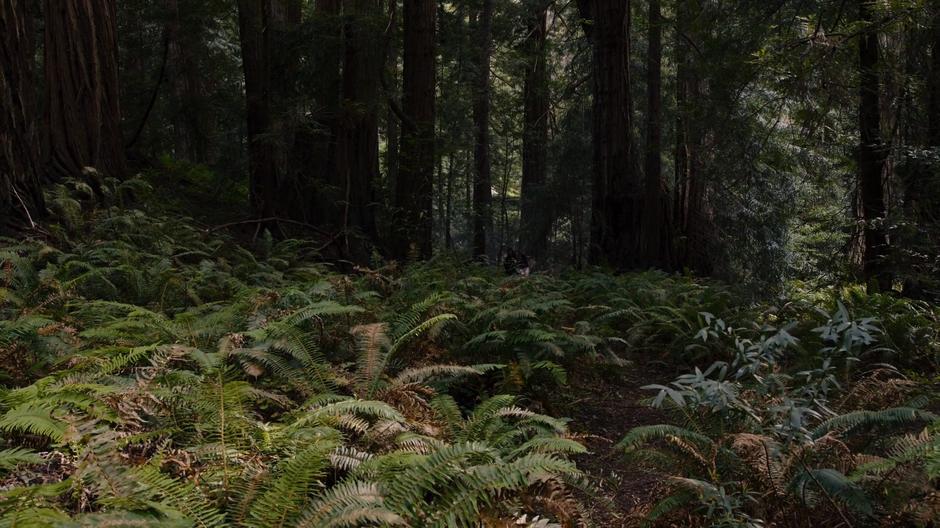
[2, 1, 940, 526]
[1, 183, 937, 526]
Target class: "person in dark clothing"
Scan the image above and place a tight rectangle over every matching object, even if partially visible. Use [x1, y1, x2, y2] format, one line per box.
[503, 248, 531, 276]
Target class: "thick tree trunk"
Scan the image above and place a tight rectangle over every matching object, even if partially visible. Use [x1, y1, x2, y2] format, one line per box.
[674, 58, 688, 257]
[237, 0, 278, 219]
[165, 0, 212, 162]
[385, 0, 401, 204]
[930, 4, 940, 148]
[165, 0, 189, 159]
[858, 0, 891, 291]
[297, 0, 343, 226]
[336, 0, 382, 246]
[640, 0, 671, 269]
[471, 0, 494, 259]
[44, 0, 125, 184]
[1, 0, 45, 227]
[395, 0, 436, 260]
[520, 1, 550, 261]
[579, 0, 638, 268]
[445, 153, 454, 250]
[672, 0, 711, 275]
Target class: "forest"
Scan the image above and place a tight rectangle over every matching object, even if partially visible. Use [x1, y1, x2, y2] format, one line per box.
[1, 0, 940, 526]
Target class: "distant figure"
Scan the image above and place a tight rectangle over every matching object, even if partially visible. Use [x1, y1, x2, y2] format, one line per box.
[503, 248, 531, 277]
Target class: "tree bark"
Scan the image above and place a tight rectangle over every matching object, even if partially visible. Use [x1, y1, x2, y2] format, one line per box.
[672, 0, 712, 275]
[639, 0, 671, 269]
[445, 153, 454, 249]
[520, 1, 550, 261]
[384, 0, 400, 203]
[395, 0, 436, 260]
[336, 0, 382, 246]
[1, 0, 45, 227]
[579, 0, 639, 268]
[237, 0, 278, 220]
[44, 0, 125, 184]
[930, 3, 940, 148]
[165, 0, 189, 159]
[165, 0, 212, 162]
[858, 0, 891, 291]
[471, 0, 494, 259]
[296, 0, 343, 226]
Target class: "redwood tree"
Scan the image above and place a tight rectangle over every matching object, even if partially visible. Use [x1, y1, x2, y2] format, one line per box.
[1, 0, 45, 227]
[44, 0, 125, 183]
[299, 0, 343, 226]
[520, 1, 550, 260]
[336, 0, 383, 243]
[672, 0, 711, 275]
[931, 3, 940, 148]
[578, 0, 639, 268]
[395, 0, 436, 260]
[471, 0, 494, 259]
[165, 0, 212, 163]
[237, 0, 278, 219]
[639, 0, 671, 269]
[857, 0, 891, 291]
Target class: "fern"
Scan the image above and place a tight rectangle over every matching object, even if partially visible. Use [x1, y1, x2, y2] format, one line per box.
[0, 447, 43, 472]
[244, 439, 338, 528]
[296, 480, 405, 528]
[133, 464, 228, 528]
[811, 408, 937, 440]
[0, 403, 66, 442]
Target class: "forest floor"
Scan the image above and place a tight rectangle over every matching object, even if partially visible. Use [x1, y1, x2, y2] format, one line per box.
[565, 361, 670, 527]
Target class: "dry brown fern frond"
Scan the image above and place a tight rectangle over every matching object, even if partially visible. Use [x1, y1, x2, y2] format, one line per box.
[351, 323, 390, 388]
[730, 433, 784, 492]
[378, 382, 436, 422]
[520, 478, 589, 528]
[836, 367, 916, 411]
[886, 491, 940, 527]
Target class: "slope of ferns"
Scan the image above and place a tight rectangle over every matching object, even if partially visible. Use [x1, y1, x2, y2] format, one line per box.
[1, 181, 938, 527]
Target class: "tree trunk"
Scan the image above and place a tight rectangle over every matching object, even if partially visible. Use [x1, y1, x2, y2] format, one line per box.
[640, 0, 671, 269]
[471, 0, 494, 259]
[1, 0, 45, 228]
[672, 0, 711, 275]
[520, 1, 550, 261]
[165, 0, 212, 162]
[858, 0, 891, 291]
[395, 0, 436, 260]
[445, 153, 454, 249]
[930, 4, 940, 148]
[165, 0, 190, 159]
[336, 0, 382, 248]
[385, 0, 400, 204]
[269, 0, 302, 174]
[44, 0, 125, 184]
[579, 0, 638, 268]
[674, 45, 688, 262]
[237, 0, 278, 220]
[297, 0, 343, 226]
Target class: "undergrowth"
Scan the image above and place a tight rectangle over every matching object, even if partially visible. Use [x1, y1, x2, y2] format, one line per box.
[0, 180, 937, 527]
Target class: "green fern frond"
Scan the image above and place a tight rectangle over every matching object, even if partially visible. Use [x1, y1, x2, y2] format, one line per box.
[0, 447, 43, 472]
[618, 425, 714, 453]
[811, 408, 936, 440]
[244, 439, 338, 528]
[391, 364, 482, 385]
[0, 404, 66, 442]
[133, 464, 227, 528]
[388, 313, 456, 359]
[296, 480, 405, 528]
[511, 437, 587, 457]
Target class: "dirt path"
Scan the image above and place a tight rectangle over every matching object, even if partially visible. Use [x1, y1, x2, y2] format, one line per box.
[565, 362, 669, 527]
